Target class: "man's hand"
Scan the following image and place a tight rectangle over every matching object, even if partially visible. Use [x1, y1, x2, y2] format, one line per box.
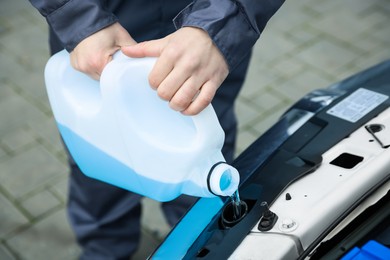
[70, 22, 136, 80]
[121, 27, 229, 115]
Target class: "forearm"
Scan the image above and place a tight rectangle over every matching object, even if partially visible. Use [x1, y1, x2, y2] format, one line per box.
[174, 0, 285, 71]
[29, 0, 118, 51]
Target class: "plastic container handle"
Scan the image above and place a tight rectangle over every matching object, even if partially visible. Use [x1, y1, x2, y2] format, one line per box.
[112, 50, 129, 61]
[45, 49, 103, 116]
[110, 50, 220, 146]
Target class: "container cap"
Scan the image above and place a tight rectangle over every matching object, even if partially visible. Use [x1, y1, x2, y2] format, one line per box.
[208, 163, 240, 197]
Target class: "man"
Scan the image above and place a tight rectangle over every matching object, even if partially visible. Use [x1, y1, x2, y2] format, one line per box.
[29, 0, 284, 259]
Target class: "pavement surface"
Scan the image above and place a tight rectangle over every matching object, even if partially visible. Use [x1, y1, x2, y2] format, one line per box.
[0, 0, 389, 259]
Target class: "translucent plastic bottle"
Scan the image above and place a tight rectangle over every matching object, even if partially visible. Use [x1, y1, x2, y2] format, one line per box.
[44, 50, 239, 202]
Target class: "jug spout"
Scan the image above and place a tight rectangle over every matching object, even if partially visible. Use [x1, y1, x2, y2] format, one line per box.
[208, 163, 239, 197]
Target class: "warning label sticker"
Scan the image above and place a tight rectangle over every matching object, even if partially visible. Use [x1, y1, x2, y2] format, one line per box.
[327, 88, 388, 123]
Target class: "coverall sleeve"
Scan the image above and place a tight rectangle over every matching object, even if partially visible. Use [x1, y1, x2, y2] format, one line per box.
[173, 0, 285, 71]
[29, 0, 118, 51]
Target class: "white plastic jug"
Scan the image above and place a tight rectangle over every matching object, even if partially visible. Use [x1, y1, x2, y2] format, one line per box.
[44, 50, 239, 202]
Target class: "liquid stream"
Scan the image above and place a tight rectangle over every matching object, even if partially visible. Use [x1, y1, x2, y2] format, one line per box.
[231, 190, 242, 220]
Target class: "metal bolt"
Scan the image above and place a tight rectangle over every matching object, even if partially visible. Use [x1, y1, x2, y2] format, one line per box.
[282, 218, 295, 229]
[258, 201, 278, 232]
[279, 218, 298, 232]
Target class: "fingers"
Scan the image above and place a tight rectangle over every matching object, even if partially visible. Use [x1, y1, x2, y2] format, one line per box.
[154, 55, 207, 112]
[148, 50, 175, 89]
[70, 22, 136, 80]
[159, 72, 218, 115]
[121, 39, 164, 58]
[122, 27, 229, 115]
[122, 38, 172, 88]
[152, 61, 217, 114]
[155, 65, 187, 99]
[164, 76, 200, 111]
[70, 50, 114, 80]
[179, 80, 217, 115]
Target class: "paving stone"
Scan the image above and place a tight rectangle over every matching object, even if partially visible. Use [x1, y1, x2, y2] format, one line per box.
[252, 88, 285, 112]
[21, 189, 61, 218]
[0, 93, 48, 134]
[252, 106, 290, 135]
[0, 146, 6, 159]
[0, 193, 28, 238]
[0, 1, 31, 17]
[0, 32, 49, 117]
[141, 198, 170, 240]
[309, 10, 374, 43]
[0, 51, 26, 82]
[371, 22, 390, 44]
[0, 0, 31, 16]
[0, 244, 16, 260]
[27, 5, 49, 30]
[0, 82, 17, 102]
[235, 98, 264, 129]
[0, 145, 66, 199]
[50, 175, 70, 202]
[272, 58, 306, 78]
[286, 26, 320, 46]
[7, 209, 80, 260]
[133, 227, 164, 260]
[272, 80, 302, 103]
[236, 130, 261, 155]
[351, 32, 386, 54]
[239, 66, 278, 100]
[305, 0, 361, 15]
[0, 52, 49, 105]
[283, 68, 332, 96]
[27, 117, 67, 157]
[133, 198, 174, 259]
[377, 0, 390, 12]
[340, 0, 375, 15]
[254, 29, 298, 64]
[0, 20, 8, 37]
[268, 0, 315, 33]
[296, 39, 360, 77]
[0, 128, 35, 152]
[365, 12, 389, 29]
[353, 49, 390, 76]
[15, 69, 50, 104]
[0, 16, 48, 65]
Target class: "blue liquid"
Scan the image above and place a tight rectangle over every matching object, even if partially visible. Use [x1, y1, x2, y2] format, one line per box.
[153, 197, 224, 259]
[57, 123, 202, 202]
[231, 190, 242, 220]
[219, 170, 232, 191]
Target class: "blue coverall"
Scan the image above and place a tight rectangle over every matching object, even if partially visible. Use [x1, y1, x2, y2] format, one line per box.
[29, 0, 285, 258]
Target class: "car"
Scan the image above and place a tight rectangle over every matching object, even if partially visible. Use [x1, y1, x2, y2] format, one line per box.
[150, 59, 390, 259]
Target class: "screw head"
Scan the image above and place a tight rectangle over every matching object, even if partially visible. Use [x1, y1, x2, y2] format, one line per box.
[282, 218, 295, 228]
[279, 218, 298, 232]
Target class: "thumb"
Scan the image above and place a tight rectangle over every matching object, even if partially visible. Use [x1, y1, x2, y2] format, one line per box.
[121, 38, 166, 58]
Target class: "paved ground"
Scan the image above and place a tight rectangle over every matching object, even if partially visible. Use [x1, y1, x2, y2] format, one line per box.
[0, 0, 389, 259]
